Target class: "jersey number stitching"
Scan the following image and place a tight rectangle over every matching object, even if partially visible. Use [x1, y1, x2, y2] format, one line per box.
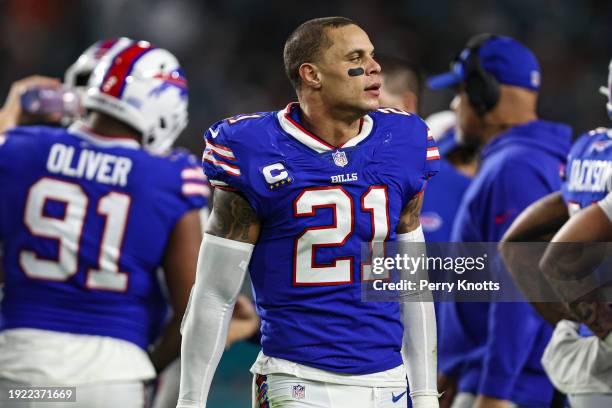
[293, 185, 390, 286]
[20, 177, 131, 292]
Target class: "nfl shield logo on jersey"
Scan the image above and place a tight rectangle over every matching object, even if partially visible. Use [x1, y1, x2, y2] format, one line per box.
[332, 150, 348, 167]
[292, 384, 305, 399]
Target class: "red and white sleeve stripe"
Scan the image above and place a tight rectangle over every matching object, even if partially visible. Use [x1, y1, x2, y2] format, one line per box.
[181, 166, 210, 197]
[202, 142, 241, 177]
[206, 141, 236, 161]
[426, 147, 440, 161]
[425, 128, 440, 161]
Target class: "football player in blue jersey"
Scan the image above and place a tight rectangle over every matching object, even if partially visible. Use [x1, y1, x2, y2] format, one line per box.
[178, 16, 441, 408]
[501, 58, 612, 408]
[0, 39, 260, 408]
[0, 39, 209, 407]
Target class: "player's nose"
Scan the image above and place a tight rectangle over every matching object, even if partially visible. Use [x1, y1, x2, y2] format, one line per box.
[367, 56, 381, 76]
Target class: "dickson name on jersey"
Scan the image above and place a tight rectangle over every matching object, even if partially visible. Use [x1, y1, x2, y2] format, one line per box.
[562, 127, 612, 214]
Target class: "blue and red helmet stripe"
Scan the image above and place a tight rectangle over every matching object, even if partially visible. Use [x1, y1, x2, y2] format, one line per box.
[94, 39, 119, 60]
[148, 68, 188, 100]
[153, 69, 187, 88]
[100, 42, 155, 98]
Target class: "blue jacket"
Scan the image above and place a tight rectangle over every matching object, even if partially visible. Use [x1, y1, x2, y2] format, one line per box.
[421, 159, 471, 242]
[443, 120, 572, 406]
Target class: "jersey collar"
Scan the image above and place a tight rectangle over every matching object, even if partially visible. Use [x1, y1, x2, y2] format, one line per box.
[276, 102, 374, 153]
[68, 122, 141, 149]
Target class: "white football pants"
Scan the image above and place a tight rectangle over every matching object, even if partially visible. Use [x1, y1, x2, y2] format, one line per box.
[542, 320, 612, 407]
[252, 373, 409, 408]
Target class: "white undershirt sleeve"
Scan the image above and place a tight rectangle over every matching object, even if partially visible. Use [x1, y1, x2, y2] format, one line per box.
[396, 226, 440, 408]
[597, 189, 612, 223]
[177, 234, 254, 408]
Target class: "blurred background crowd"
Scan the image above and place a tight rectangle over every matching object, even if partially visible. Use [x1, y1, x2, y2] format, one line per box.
[1, 0, 611, 154]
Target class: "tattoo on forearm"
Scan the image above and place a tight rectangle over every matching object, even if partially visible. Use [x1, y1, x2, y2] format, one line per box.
[397, 193, 423, 233]
[207, 190, 259, 242]
[568, 300, 612, 339]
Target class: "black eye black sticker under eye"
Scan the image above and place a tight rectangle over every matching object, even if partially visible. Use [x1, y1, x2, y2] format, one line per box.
[348, 67, 365, 77]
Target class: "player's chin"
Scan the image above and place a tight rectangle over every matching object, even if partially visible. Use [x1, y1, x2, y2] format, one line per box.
[360, 95, 380, 111]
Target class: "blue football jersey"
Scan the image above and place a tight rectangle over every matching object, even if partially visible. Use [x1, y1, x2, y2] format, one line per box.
[0, 124, 208, 350]
[202, 103, 439, 374]
[560, 127, 612, 337]
[561, 127, 612, 213]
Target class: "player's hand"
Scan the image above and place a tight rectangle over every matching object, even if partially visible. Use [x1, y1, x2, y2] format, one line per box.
[0, 75, 62, 132]
[473, 395, 510, 408]
[566, 299, 612, 341]
[437, 373, 457, 408]
[226, 294, 259, 349]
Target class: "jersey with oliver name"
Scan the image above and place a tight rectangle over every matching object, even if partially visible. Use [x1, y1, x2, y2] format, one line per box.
[562, 127, 612, 214]
[202, 103, 439, 374]
[0, 123, 208, 350]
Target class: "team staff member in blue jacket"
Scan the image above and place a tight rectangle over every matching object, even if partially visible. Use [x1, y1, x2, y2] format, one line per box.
[428, 35, 572, 408]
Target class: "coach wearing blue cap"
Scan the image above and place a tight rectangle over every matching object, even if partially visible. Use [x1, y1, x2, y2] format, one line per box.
[429, 35, 572, 408]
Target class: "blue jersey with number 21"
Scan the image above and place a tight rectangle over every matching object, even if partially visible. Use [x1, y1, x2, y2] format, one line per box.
[202, 103, 439, 374]
[0, 124, 208, 350]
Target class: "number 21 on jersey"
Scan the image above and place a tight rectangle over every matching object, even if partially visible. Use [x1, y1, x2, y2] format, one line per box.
[293, 185, 390, 285]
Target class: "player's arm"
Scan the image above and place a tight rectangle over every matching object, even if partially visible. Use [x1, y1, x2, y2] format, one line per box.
[540, 194, 612, 284]
[0, 76, 61, 133]
[547, 198, 612, 243]
[539, 193, 612, 341]
[207, 185, 258, 348]
[204, 189, 260, 242]
[500, 191, 568, 243]
[499, 192, 574, 325]
[177, 189, 260, 408]
[149, 209, 202, 373]
[396, 192, 439, 408]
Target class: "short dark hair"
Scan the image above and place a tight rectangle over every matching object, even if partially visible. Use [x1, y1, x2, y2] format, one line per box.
[283, 16, 356, 90]
[376, 54, 423, 102]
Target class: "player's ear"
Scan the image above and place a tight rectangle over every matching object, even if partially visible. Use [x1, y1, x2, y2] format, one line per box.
[299, 63, 322, 90]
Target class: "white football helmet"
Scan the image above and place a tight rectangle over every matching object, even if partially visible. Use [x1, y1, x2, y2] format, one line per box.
[63, 38, 130, 124]
[599, 58, 612, 120]
[84, 39, 188, 154]
[65, 38, 129, 90]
